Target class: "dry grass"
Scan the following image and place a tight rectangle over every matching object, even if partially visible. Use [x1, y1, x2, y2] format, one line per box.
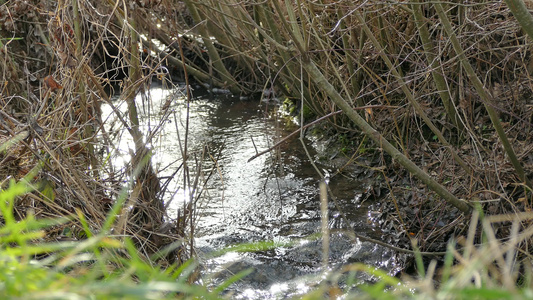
[0, 0, 196, 265]
[3, 0, 533, 275]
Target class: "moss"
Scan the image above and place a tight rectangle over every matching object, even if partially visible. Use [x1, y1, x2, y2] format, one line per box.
[302, 104, 314, 120]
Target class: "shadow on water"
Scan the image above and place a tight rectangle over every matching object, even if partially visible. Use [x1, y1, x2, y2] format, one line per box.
[102, 83, 402, 299]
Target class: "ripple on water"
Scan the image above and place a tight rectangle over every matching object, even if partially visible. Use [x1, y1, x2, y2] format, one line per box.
[104, 84, 401, 299]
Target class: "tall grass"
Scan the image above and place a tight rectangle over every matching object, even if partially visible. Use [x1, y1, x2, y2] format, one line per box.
[0, 0, 199, 269]
[3, 178, 533, 298]
[297, 212, 533, 299]
[0, 177, 251, 299]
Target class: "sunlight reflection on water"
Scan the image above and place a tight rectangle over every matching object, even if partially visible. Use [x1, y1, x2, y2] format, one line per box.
[102, 83, 401, 299]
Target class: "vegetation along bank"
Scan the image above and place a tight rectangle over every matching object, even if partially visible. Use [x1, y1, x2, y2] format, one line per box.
[2, 0, 533, 298]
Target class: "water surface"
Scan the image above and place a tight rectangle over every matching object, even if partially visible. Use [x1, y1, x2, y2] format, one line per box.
[102, 84, 400, 299]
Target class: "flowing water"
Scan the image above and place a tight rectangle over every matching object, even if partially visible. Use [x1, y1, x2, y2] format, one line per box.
[102, 83, 402, 299]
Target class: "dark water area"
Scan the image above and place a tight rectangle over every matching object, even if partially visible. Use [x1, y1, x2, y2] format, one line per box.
[102, 83, 402, 299]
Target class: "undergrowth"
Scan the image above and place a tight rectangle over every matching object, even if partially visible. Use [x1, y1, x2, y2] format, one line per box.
[3, 177, 533, 299]
[0, 177, 246, 299]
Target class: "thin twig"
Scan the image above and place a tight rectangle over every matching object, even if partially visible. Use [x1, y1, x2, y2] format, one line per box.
[247, 105, 396, 162]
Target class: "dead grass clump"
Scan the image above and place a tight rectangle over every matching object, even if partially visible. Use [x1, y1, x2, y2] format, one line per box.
[0, 0, 192, 265]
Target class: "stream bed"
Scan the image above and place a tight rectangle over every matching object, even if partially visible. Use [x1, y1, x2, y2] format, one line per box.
[102, 83, 402, 299]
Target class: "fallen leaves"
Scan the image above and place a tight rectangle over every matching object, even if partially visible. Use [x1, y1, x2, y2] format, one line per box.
[43, 75, 62, 92]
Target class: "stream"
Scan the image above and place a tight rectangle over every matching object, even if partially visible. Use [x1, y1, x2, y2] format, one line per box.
[102, 83, 402, 299]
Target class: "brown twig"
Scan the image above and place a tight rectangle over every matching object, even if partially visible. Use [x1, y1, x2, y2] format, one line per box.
[247, 105, 396, 162]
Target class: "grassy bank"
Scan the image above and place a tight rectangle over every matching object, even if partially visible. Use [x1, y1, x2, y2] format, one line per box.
[2, 179, 533, 298]
[0, 177, 246, 299]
